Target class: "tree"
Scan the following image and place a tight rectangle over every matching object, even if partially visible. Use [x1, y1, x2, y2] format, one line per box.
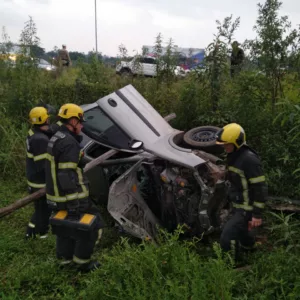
[31, 45, 45, 58]
[69, 51, 86, 62]
[153, 33, 164, 87]
[161, 38, 178, 86]
[118, 44, 129, 61]
[0, 26, 13, 54]
[246, 0, 299, 111]
[19, 16, 40, 56]
[205, 15, 240, 111]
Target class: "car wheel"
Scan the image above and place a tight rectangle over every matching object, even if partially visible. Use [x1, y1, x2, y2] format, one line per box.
[183, 125, 223, 153]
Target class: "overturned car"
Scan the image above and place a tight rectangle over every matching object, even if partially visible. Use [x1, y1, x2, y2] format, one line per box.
[80, 85, 228, 240]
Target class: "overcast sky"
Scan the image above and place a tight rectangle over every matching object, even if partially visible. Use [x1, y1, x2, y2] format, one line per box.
[1, 0, 300, 56]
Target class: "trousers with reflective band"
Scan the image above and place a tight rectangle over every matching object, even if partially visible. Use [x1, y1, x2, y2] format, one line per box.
[220, 211, 255, 261]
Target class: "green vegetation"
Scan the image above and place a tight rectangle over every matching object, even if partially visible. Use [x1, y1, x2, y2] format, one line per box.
[1, 0, 300, 298]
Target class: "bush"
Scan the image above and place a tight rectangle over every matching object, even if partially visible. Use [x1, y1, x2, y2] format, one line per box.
[81, 228, 236, 300]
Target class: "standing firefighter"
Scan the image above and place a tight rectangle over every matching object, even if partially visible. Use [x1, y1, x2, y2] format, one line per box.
[215, 123, 267, 262]
[45, 103, 104, 272]
[25, 107, 53, 239]
[57, 44, 72, 67]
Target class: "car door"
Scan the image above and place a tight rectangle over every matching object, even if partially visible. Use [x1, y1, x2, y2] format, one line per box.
[144, 57, 157, 76]
[107, 157, 161, 241]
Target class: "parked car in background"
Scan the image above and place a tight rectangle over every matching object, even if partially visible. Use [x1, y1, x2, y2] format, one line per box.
[116, 55, 186, 78]
[37, 58, 56, 71]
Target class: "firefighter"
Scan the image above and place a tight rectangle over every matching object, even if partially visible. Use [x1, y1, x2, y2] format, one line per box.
[215, 123, 267, 262]
[25, 107, 54, 239]
[45, 103, 104, 272]
[57, 44, 72, 67]
[38, 102, 63, 133]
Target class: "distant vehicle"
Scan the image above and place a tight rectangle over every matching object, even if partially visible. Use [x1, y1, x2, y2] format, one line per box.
[143, 45, 206, 73]
[37, 58, 56, 71]
[116, 55, 186, 78]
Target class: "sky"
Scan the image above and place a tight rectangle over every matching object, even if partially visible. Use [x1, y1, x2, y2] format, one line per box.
[1, 0, 300, 56]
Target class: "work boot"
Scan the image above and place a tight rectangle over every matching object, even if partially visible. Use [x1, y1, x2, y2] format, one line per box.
[25, 225, 36, 239]
[39, 230, 49, 239]
[58, 259, 74, 270]
[77, 260, 101, 273]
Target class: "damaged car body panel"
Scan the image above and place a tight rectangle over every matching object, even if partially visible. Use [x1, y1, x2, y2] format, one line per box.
[107, 158, 162, 240]
[81, 84, 228, 240]
[93, 84, 206, 169]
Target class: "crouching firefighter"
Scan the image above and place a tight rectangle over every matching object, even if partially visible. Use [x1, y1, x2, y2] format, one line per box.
[45, 103, 104, 272]
[215, 123, 267, 262]
[25, 107, 54, 239]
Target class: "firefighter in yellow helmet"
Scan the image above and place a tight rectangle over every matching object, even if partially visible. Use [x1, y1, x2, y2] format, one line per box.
[45, 103, 104, 272]
[25, 107, 54, 239]
[215, 123, 267, 262]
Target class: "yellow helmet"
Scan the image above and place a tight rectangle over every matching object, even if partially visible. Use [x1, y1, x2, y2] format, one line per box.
[29, 107, 49, 125]
[215, 123, 246, 149]
[58, 103, 85, 122]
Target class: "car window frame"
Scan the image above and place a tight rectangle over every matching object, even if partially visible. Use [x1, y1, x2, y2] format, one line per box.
[82, 105, 141, 152]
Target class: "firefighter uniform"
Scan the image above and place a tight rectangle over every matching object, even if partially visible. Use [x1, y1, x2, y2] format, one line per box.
[216, 123, 267, 260]
[25, 107, 53, 239]
[45, 104, 104, 271]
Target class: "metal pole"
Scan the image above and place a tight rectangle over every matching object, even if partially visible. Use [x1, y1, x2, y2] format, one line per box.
[95, 0, 98, 57]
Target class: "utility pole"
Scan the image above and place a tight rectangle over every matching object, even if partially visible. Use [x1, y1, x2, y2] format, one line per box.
[95, 0, 98, 58]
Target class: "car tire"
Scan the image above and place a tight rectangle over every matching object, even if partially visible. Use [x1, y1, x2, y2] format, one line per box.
[183, 125, 223, 154]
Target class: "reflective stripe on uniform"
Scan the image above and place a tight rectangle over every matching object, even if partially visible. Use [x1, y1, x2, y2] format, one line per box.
[56, 121, 63, 126]
[58, 162, 78, 169]
[28, 222, 35, 228]
[232, 203, 253, 211]
[73, 256, 90, 265]
[27, 181, 46, 188]
[77, 168, 87, 194]
[33, 153, 47, 161]
[46, 191, 89, 202]
[228, 166, 250, 207]
[46, 154, 59, 197]
[253, 201, 265, 209]
[79, 149, 84, 160]
[27, 152, 34, 158]
[95, 229, 103, 245]
[230, 240, 236, 259]
[46, 143, 88, 202]
[249, 176, 266, 184]
[28, 129, 34, 136]
[59, 259, 72, 265]
[27, 152, 47, 161]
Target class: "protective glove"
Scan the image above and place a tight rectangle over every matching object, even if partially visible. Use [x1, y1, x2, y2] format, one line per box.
[25, 225, 36, 239]
[248, 217, 262, 230]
